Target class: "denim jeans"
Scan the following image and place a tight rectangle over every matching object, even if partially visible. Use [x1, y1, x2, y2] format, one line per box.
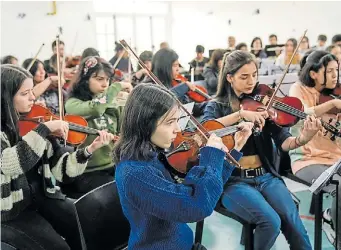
[221, 173, 312, 250]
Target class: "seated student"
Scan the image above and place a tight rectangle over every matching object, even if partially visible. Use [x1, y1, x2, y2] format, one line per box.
[250, 37, 267, 59]
[289, 51, 341, 246]
[114, 83, 253, 250]
[143, 48, 196, 103]
[203, 49, 225, 96]
[326, 44, 341, 63]
[44, 40, 65, 74]
[332, 34, 341, 46]
[109, 42, 134, 73]
[265, 34, 283, 58]
[1, 55, 18, 65]
[189, 45, 209, 81]
[81, 47, 100, 59]
[22, 58, 65, 114]
[298, 36, 310, 58]
[132, 50, 153, 85]
[312, 34, 328, 51]
[0, 64, 114, 250]
[276, 38, 301, 69]
[64, 57, 132, 198]
[235, 43, 248, 52]
[203, 50, 321, 250]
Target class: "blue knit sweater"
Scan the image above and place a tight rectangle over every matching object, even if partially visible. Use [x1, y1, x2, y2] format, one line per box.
[115, 146, 242, 250]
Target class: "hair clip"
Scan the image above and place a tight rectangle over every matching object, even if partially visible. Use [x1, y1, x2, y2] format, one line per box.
[83, 57, 98, 75]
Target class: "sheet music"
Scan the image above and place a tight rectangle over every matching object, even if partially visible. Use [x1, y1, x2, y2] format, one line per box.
[178, 102, 194, 130]
[309, 157, 341, 194]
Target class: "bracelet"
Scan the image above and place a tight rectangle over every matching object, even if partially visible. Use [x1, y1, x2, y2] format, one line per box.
[295, 135, 306, 146]
[84, 146, 93, 157]
[238, 110, 243, 121]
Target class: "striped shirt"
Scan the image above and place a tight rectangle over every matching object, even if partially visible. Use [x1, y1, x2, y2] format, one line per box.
[1, 124, 90, 221]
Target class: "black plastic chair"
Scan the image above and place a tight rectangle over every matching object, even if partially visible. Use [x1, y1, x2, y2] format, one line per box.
[74, 181, 130, 250]
[1, 242, 17, 250]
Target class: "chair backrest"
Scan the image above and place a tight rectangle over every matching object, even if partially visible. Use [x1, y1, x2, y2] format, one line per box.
[75, 181, 130, 250]
[1, 242, 17, 250]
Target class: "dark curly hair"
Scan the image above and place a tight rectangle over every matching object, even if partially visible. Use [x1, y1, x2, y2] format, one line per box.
[68, 56, 113, 101]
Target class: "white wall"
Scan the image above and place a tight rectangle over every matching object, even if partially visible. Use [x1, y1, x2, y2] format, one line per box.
[1, 1, 341, 68]
[1, 1, 96, 63]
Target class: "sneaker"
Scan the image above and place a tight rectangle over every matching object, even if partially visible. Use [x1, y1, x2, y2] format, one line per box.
[322, 209, 336, 247]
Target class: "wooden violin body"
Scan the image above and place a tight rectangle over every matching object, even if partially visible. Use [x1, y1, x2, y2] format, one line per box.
[167, 120, 237, 173]
[319, 86, 341, 114]
[241, 84, 304, 127]
[172, 74, 210, 103]
[19, 104, 117, 145]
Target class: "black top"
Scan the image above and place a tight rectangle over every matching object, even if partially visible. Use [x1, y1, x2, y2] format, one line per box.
[202, 100, 291, 176]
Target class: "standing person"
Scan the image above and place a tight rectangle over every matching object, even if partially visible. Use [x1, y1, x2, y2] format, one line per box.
[189, 45, 209, 81]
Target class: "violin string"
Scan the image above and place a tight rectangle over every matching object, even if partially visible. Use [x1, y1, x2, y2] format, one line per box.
[271, 101, 338, 134]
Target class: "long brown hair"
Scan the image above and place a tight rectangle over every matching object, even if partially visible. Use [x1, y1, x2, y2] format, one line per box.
[215, 51, 257, 112]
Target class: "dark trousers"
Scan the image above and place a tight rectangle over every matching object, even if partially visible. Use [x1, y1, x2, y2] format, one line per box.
[61, 168, 115, 199]
[1, 198, 85, 250]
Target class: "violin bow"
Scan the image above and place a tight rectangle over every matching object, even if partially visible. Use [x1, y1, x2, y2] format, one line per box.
[112, 49, 125, 70]
[265, 30, 307, 111]
[27, 43, 45, 71]
[55, 35, 67, 147]
[119, 39, 240, 167]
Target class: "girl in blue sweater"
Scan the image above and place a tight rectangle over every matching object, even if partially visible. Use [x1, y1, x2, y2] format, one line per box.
[113, 83, 253, 250]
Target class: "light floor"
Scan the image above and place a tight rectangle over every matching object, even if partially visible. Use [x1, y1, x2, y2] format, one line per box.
[188, 177, 335, 250]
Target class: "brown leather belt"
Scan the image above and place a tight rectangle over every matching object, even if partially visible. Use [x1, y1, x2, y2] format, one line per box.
[239, 155, 262, 169]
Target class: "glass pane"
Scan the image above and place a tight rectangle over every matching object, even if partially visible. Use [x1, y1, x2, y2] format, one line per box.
[94, 0, 168, 15]
[116, 16, 133, 42]
[97, 34, 107, 59]
[135, 16, 152, 54]
[106, 34, 115, 59]
[96, 17, 107, 34]
[152, 17, 166, 52]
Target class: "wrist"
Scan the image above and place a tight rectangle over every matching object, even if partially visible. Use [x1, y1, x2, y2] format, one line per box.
[86, 145, 94, 155]
[238, 110, 243, 121]
[296, 135, 308, 146]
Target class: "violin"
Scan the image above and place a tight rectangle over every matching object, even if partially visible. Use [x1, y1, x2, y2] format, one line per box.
[113, 68, 124, 81]
[19, 104, 119, 145]
[66, 55, 81, 68]
[172, 74, 211, 103]
[167, 120, 239, 173]
[241, 84, 341, 139]
[319, 85, 341, 114]
[119, 39, 240, 171]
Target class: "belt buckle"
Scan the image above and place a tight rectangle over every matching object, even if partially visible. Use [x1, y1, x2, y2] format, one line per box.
[244, 169, 254, 178]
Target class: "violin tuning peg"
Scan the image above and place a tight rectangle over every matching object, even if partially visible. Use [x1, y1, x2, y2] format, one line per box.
[329, 118, 333, 123]
[331, 135, 336, 141]
[336, 121, 340, 127]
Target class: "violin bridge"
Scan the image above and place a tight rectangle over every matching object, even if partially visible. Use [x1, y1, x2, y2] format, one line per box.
[262, 95, 270, 106]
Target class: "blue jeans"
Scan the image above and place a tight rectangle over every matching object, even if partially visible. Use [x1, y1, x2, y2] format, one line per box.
[221, 173, 312, 250]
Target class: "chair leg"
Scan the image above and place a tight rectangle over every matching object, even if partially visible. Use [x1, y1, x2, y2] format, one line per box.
[310, 195, 316, 215]
[195, 220, 205, 244]
[240, 225, 246, 245]
[244, 224, 254, 250]
[314, 193, 323, 250]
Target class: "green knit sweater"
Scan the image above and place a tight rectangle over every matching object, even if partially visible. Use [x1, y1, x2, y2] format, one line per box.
[65, 83, 122, 172]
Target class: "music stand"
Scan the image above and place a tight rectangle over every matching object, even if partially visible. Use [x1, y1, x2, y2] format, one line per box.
[309, 158, 341, 249]
[178, 102, 194, 130]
